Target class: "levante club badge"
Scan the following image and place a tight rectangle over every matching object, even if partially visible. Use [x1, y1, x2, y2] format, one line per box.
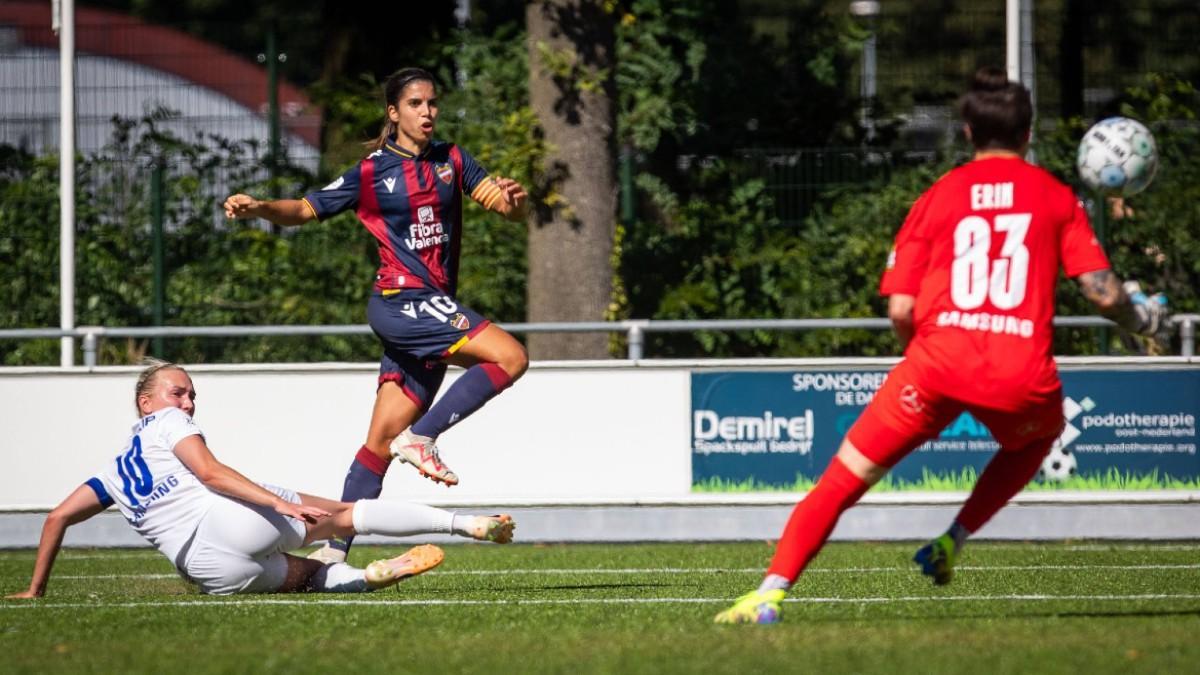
[436, 163, 454, 184]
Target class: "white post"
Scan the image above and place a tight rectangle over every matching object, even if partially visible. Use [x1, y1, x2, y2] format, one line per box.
[55, 0, 76, 367]
[1020, 0, 1036, 99]
[1006, 0, 1020, 82]
[849, 2, 881, 142]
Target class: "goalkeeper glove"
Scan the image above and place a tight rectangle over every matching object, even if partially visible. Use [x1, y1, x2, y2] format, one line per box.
[1124, 281, 1168, 336]
[1123, 281, 1171, 354]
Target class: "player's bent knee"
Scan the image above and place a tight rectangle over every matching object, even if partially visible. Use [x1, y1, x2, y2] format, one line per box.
[835, 440, 889, 485]
[503, 345, 529, 380]
[1007, 435, 1056, 458]
[491, 329, 528, 378]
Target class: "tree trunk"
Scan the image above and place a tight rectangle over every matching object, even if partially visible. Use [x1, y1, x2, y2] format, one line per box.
[525, 0, 617, 360]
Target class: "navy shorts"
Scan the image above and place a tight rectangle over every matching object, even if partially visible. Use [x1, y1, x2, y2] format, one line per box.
[367, 289, 490, 408]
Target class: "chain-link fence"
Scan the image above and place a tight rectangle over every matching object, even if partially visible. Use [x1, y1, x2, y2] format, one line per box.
[848, 1, 1199, 123]
[2, 1, 1197, 363]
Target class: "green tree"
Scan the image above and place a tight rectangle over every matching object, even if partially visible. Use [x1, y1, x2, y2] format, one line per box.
[1038, 75, 1200, 354]
[433, 25, 543, 324]
[1, 109, 381, 365]
[613, 0, 869, 356]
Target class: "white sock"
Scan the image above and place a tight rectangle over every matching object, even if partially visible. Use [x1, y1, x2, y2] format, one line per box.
[451, 514, 484, 539]
[757, 574, 792, 594]
[309, 562, 369, 593]
[351, 500, 454, 537]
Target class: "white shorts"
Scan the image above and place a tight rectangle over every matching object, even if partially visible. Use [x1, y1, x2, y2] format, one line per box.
[179, 484, 307, 595]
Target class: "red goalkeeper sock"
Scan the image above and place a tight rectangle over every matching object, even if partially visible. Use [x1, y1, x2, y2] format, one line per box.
[956, 438, 1052, 533]
[766, 457, 870, 584]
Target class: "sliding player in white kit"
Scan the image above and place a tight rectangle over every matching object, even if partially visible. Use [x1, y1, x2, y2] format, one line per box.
[8, 361, 515, 598]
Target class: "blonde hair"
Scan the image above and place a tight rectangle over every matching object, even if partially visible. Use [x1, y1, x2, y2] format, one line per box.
[134, 358, 185, 415]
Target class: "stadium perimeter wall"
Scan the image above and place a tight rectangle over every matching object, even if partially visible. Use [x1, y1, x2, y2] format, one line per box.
[1, 359, 1198, 546]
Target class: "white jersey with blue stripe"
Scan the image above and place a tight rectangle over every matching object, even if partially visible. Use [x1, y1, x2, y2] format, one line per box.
[87, 407, 218, 565]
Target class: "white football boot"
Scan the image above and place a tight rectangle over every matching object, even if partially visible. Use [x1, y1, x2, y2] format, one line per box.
[390, 429, 459, 486]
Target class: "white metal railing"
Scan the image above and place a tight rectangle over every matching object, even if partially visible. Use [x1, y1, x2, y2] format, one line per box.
[2, 315, 1197, 365]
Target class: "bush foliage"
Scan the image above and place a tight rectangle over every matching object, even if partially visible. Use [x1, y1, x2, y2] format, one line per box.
[3, 5, 1197, 364]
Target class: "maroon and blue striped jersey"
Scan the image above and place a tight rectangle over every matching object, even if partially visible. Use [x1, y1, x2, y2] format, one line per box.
[301, 138, 504, 295]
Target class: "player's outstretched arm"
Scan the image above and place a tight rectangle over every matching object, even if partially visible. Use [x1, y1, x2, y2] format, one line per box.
[222, 194, 315, 226]
[1076, 269, 1167, 337]
[7, 485, 106, 599]
[172, 436, 330, 524]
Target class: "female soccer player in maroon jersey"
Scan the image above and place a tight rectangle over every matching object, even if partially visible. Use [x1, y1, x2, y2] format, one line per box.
[716, 67, 1168, 624]
[223, 68, 529, 563]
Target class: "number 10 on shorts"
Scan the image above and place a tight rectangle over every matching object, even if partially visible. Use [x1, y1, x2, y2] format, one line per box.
[400, 295, 460, 323]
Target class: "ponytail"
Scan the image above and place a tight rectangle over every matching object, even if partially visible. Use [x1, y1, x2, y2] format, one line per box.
[369, 119, 398, 151]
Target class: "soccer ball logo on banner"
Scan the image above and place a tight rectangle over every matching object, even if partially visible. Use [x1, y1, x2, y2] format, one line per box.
[1039, 443, 1078, 482]
[1076, 117, 1158, 195]
[1037, 396, 1091, 483]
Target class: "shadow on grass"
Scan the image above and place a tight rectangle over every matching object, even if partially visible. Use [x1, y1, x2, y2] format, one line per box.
[428, 581, 690, 594]
[787, 606, 1200, 624]
[1037, 608, 1200, 620]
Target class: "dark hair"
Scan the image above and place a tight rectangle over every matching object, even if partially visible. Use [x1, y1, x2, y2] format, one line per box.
[958, 66, 1033, 151]
[368, 67, 438, 150]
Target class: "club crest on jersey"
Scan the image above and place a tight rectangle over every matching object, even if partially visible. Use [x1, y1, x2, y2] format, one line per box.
[899, 384, 925, 415]
[435, 163, 454, 185]
[450, 313, 471, 330]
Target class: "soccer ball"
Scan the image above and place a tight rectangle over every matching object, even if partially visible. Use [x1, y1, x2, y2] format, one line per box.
[1038, 443, 1078, 482]
[1076, 117, 1158, 195]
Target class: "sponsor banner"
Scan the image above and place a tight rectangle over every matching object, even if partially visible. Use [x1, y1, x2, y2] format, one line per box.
[691, 369, 1200, 489]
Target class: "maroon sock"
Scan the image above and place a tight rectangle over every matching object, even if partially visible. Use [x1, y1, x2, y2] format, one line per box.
[330, 446, 390, 554]
[411, 363, 512, 437]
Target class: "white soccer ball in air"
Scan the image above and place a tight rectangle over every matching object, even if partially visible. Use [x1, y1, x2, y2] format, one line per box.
[1038, 443, 1078, 482]
[1077, 117, 1158, 195]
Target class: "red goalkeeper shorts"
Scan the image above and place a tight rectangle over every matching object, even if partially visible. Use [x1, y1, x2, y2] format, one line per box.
[846, 359, 1066, 468]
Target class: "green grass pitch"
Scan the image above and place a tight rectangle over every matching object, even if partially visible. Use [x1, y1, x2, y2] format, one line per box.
[693, 468, 1200, 492]
[2, 541, 1198, 674]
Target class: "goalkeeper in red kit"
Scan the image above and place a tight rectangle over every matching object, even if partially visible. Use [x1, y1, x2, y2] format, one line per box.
[716, 66, 1169, 624]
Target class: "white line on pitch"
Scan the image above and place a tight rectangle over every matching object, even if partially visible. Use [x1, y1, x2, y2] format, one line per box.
[436, 564, 1200, 574]
[44, 538, 1200, 554]
[9, 543, 1194, 561]
[47, 563, 1200, 581]
[55, 574, 181, 579]
[5, 593, 1200, 610]
[55, 552, 162, 559]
